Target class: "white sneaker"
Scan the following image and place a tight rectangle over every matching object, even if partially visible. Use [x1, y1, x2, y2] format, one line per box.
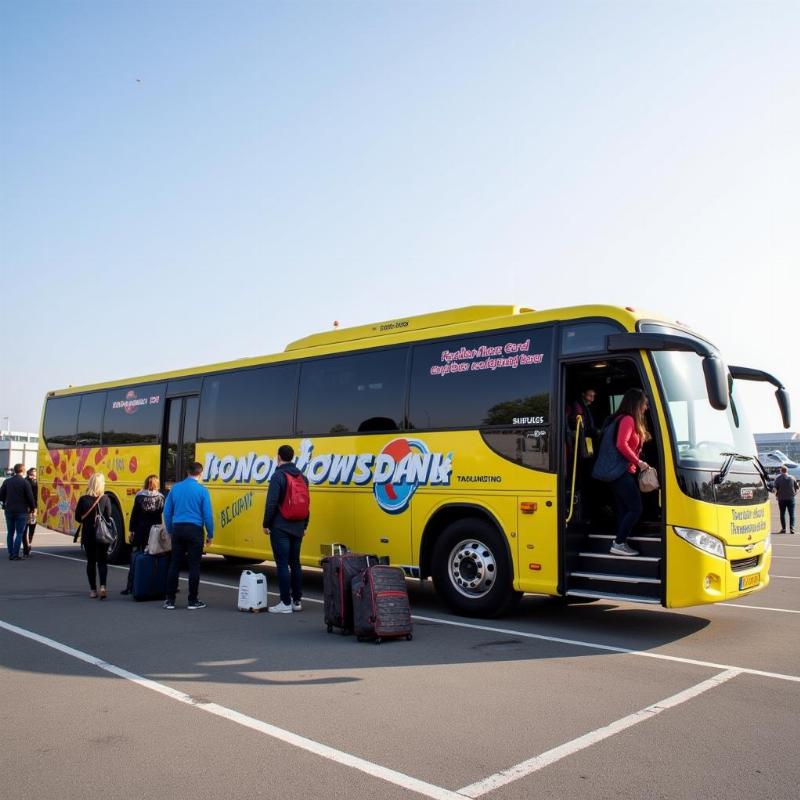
[269, 601, 293, 614]
[292, 601, 303, 612]
[610, 541, 639, 557]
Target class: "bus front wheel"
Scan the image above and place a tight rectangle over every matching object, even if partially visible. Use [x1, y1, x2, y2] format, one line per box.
[431, 519, 520, 618]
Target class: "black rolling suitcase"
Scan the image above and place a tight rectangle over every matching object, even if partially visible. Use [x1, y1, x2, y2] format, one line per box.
[322, 553, 382, 634]
[132, 552, 170, 601]
[351, 564, 413, 644]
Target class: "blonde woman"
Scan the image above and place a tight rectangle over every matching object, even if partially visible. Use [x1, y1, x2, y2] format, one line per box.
[75, 473, 113, 599]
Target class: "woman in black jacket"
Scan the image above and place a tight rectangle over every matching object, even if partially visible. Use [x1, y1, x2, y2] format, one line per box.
[121, 474, 165, 595]
[23, 467, 38, 558]
[75, 473, 113, 599]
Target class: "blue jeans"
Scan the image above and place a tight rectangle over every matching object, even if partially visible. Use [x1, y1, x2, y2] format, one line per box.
[778, 498, 796, 531]
[167, 524, 204, 604]
[610, 472, 642, 544]
[270, 529, 303, 605]
[5, 512, 27, 558]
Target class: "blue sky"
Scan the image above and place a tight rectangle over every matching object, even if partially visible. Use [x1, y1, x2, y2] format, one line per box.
[1, 0, 797, 434]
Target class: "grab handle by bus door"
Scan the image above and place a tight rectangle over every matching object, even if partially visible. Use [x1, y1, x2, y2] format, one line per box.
[565, 416, 583, 524]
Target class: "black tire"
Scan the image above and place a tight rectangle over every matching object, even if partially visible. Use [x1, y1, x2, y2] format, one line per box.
[431, 517, 521, 618]
[106, 502, 128, 565]
[406, 634, 413, 641]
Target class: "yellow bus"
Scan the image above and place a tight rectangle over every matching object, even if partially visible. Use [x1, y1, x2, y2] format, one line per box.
[37, 305, 790, 616]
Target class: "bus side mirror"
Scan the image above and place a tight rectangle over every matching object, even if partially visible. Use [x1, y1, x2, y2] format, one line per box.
[703, 356, 728, 411]
[776, 387, 792, 429]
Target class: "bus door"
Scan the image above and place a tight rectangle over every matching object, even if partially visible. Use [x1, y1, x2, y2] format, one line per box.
[161, 394, 199, 493]
[560, 356, 664, 601]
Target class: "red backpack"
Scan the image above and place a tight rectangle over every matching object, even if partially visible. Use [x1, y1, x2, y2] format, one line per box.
[279, 472, 310, 520]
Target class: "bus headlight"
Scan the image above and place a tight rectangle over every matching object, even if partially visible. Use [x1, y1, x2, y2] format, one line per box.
[674, 526, 725, 559]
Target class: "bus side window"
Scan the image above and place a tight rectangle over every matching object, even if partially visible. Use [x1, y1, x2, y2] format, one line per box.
[43, 395, 80, 448]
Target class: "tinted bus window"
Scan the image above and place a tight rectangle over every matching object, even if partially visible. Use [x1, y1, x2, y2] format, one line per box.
[198, 364, 298, 441]
[297, 349, 408, 435]
[409, 327, 554, 429]
[561, 322, 620, 355]
[76, 392, 106, 446]
[103, 383, 166, 445]
[43, 396, 80, 447]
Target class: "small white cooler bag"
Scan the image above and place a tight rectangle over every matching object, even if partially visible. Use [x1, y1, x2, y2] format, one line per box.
[238, 570, 268, 612]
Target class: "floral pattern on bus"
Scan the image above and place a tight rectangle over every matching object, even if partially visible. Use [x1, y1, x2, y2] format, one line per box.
[40, 447, 139, 532]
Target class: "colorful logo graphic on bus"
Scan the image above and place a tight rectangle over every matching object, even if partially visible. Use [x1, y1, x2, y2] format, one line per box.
[201, 438, 453, 515]
[113, 390, 149, 414]
[373, 438, 432, 514]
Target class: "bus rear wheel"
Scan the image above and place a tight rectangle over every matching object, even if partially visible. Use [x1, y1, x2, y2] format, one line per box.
[431, 518, 519, 617]
[106, 503, 128, 565]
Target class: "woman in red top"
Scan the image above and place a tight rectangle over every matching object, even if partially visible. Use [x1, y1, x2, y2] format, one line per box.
[609, 388, 651, 556]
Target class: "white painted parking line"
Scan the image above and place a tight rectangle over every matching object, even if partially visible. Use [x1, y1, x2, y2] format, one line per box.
[31, 550, 800, 683]
[771, 575, 800, 580]
[719, 603, 800, 614]
[772, 556, 800, 560]
[458, 668, 742, 797]
[0, 619, 467, 800]
[409, 615, 800, 683]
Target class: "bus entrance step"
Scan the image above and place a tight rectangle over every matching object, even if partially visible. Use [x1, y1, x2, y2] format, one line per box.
[569, 571, 661, 584]
[565, 589, 662, 605]
[567, 571, 662, 600]
[577, 552, 662, 579]
[585, 534, 663, 558]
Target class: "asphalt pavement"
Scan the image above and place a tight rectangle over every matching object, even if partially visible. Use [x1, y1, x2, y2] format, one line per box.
[1, 502, 798, 800]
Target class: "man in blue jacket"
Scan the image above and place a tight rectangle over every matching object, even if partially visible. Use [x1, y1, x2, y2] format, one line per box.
[263, 444, 310, 613]
[163, 461, 214, 609]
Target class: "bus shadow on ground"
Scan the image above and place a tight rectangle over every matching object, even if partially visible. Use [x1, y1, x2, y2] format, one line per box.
[0, 552, 712, 688]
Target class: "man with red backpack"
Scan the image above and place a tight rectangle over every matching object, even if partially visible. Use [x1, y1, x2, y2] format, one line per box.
[263, 444, 310, 613]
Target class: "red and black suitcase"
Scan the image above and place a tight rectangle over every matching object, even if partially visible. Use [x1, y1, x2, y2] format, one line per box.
[351, 564, 413, 644]
[322, 553, 381, 634]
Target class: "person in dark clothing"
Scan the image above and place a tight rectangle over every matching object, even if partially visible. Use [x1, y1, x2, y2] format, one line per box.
[262, 444, 310, 614]
[566, 388, 598, 523]
[567, 388, 599, 444]
[163, 461, 214, 610]
[74, 473, 113, 599]
[23, 467, 38, 558]
[774, 466, 799, 534]
[121, 474, 165, 595]
[1, 463, 36, 561]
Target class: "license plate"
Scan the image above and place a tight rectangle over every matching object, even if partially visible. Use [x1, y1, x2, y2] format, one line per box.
[739, 573, 760, 591]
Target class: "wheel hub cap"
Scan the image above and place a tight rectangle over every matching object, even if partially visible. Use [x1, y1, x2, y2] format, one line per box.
[449, 539, 496, 598]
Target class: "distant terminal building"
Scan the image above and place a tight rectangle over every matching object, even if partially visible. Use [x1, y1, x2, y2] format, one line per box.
[0, 430, 39, 475]
[754, 431, 800, 462]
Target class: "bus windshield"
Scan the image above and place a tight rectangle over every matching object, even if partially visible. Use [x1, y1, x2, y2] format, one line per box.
[651, 348, 756, 470]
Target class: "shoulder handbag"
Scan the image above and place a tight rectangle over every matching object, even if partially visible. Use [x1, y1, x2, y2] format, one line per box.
[94, 501, 115, 546]
[591, 418, 629, 482]
[146, 523, 171, 555]
[638, 466, 660, 493]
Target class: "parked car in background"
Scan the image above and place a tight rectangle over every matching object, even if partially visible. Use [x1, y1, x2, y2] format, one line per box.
[758, 450, 800, 479]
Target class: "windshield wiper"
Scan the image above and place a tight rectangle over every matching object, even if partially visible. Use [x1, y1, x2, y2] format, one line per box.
[714, 452, 766, 486]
